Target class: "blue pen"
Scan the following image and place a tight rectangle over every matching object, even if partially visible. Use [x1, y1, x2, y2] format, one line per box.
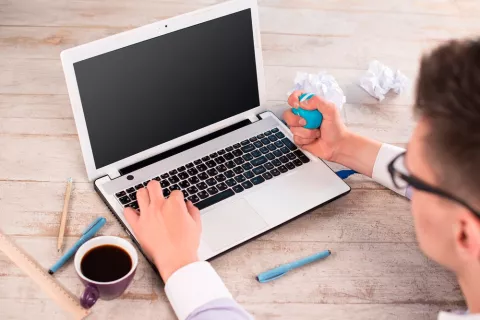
[48, 217, 106, 274]
[256, 249, 331, 283]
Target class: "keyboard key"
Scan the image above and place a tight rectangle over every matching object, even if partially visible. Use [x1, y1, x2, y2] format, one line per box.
[179, 180, 190, 189]
[129, 193, 137, 201]
[169, 184, 180, 191]
[130, 201, 139, 210]
[241, 144, 255, 153]
[218, 149, 226, 155]
[197, 182, 208, 190]
[251, 150, 262, 158]
[194, 159, 202, 165]
[287, 153, 296, 160]
[143, 180, 150, 186]
[253, 166, 266, 175]
[226, 146, 234, 152]
[271, 168, 281, 176]
[168, 175, 180, 184]
[267, 144, 276, 151]
[188, 176, 200, 184]
[235, 175, 246, 183]
[216, 164, 227, 172]
[187, 168, 199, 176]
[275, 132, 285, 139]
[116, 191, 126, 198]
[257, 133, 265, 139]
[266, 153, 275, 160]
[119, 196, 130, 204]
[214, 156, 225, 164]
[233, 166, 244, 174]
[281, 138, 298, 151]
[286, 162, 296, 170]
[281, 146, 290, 154]
[253, 141, 263, 148]
[207, 186, 219, 195]
[263, 172, 273, 180]
[251, 176, 265, 185]
[217, 182, 228, 191]
[249, 136, 257, 142]
[225, 170, 235, 178]
[278, 165, 288, 173]
[197, 163, 208, 172]
[187, 186, 199, 194]
[169, 169, 178, 175]
[299, 155, 310, 163]
[232, 149, 243, 157]
[265, 162, 274, 170]
[196, 189, 235, 210]
[178, 172, 189, 180]
[242, 162, 253, 170]
[198, 190, 209, 199]
[260, 147, 269, 154]
[273, 150, 283, 157]
[264, 130, 272, 135]
[215, 174, 226, 182]
[261, 138, 270, 145]
[274, 140, 284, 148]
[233, 143, 241, 148]
[268, 135, 278, 142]
[243, 153, 253, 161]
[210, 152, 218, 158]
[272, 159, 282, 167]
[233, 185, 244, 193]
[224, 152, 234, 160]
[226, 178, 237, 187]
[244, 171, 254, 179]
[182, 190, 188, 198]
[202, 156, 210, 161]
[160, 180, 170, 188]
[163, 188, 171, 197]
[293, 159, 303, 167]
[177, 166, 186, 172]
[206, 160, 216, 168]
[234, 157, 245, 165]
[242, 181, 253, 189]
[153, 176, 161, 181]
[187, 194, 200, 203]
[135, 184, 144, 190]
[251, 156, 267, 167]
[198, 172, 209, 180]
[225, 161, 235, 169]
[206, 178, 217, 186]
[207, 168, 218, 176]
[280, 156, 289, 163]
[241, 140, 250, 146]
[126, 187, 136, 194]
[271, 128, 279, 133]
[294, 150, 306, 157]
[161, 173, 169, 179]
[186, 162, 194, 168]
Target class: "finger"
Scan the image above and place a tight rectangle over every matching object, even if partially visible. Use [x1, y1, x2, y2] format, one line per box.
[283, 109, 307, 127]
[299, 95, 337, 118]
[136, 187, 150, 212]
[186, 201, 202, 233]
[124, 207, 140, 230]
[290, 126, 320, 139]
[294, 135, 317, 146]
[147, 180, 165, 207]
[169, 190, 185, 204]
[287, 90, 304, 108]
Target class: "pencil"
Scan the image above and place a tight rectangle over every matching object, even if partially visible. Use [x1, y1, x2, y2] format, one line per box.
[57, 177, 73, 252]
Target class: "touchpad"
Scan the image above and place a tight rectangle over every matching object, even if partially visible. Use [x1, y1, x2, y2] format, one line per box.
[201, 198, 268, 253]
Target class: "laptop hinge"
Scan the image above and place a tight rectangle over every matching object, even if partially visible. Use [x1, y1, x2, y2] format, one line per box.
[248, 114, 259, 123]
[107, 168, 121, 180]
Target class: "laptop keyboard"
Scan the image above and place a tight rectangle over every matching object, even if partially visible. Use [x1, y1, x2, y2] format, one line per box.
[115, 127, 310, 211]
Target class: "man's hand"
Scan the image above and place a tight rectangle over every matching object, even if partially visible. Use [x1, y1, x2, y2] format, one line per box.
[283, 90, 350, 162]
[124, 181, 201, 282]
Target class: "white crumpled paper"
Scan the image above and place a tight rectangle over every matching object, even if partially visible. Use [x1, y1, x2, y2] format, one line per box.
[288, 71, 346, 111]
[359, 60, 410, 101]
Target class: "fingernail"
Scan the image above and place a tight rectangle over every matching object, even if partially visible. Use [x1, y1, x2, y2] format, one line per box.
[299, 119, 306, 126]
[293, 102, 299, 108]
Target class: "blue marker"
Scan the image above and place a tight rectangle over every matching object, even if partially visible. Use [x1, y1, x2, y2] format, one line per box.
[292, 93, 323, 129]
[257, 249, 331, 283]
[48, 217, 106, 274]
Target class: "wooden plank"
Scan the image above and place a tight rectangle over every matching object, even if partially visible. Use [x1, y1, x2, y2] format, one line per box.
[0, 94, 72, 119]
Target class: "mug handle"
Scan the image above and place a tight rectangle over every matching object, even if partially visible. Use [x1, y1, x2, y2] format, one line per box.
[80, 284, 99, 309]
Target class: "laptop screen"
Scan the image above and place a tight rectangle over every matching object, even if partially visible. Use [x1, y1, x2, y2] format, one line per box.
[73, 9, 259, 169]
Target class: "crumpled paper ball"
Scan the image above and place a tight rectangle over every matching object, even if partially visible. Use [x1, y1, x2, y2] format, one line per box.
[359, 60, 410, 101]
[288, 71, 346, 111]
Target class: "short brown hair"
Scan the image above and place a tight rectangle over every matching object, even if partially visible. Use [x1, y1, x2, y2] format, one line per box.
[414, 38, 480, 203]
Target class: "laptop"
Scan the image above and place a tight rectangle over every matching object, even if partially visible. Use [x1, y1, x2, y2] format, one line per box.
[61, 0, 350, 267]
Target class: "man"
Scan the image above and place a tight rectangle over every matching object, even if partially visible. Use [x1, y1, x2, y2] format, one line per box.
[124, 38, 480, 319]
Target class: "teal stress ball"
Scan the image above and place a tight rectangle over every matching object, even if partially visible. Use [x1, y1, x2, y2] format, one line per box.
[292, 93, 323, 129]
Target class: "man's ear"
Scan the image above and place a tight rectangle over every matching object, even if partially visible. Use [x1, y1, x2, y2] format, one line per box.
[455, 210, 480, 261]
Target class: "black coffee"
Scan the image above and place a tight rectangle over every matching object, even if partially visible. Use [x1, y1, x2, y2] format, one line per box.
[81, 245, 132, 282]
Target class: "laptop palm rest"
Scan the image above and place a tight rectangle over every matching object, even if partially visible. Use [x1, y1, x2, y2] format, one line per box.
[201, 198, 268, 253]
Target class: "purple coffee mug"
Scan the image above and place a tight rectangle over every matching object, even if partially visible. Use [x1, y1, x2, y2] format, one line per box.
[74, 236, 138, 309]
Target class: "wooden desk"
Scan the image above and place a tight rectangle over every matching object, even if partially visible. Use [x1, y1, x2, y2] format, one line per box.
[2, 0, 478, 318]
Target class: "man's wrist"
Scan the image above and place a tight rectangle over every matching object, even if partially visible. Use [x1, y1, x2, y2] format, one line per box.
[155, 254, 200, 282]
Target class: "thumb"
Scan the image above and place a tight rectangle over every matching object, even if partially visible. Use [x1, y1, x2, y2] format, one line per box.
[299, 95, 336, 119]
[186, 201, 202, 233]
[124, 207, 140, 231]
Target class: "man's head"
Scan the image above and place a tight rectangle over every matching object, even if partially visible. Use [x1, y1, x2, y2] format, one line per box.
[406, 38, 480, 274]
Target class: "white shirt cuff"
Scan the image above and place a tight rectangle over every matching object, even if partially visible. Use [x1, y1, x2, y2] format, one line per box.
[164, 261, 232, 320]
[372, 143, 407, 196]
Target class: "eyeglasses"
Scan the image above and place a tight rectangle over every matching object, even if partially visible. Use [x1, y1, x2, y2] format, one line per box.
[387, 151, 480, 219]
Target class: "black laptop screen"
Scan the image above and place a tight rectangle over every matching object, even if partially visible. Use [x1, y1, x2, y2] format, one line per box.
[74, 9, 259, 169]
